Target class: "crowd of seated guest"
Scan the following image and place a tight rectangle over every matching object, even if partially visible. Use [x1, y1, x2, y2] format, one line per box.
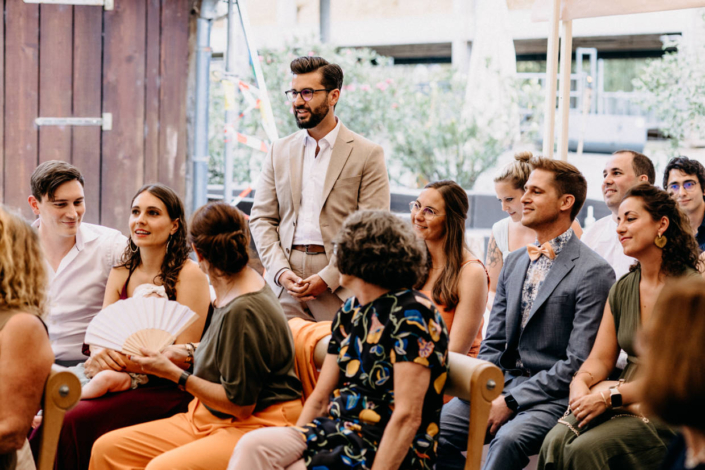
[4, 54, 705, 470]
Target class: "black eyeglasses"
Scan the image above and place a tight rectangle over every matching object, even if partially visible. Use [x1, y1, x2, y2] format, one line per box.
[284, 88, 332, 102]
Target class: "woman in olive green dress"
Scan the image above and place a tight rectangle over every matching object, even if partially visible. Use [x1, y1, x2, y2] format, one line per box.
[539, 184, 702, 470]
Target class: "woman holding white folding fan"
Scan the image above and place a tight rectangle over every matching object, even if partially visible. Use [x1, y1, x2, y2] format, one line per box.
[88, 183, 209, 375]
[90, 201, 303, 470]
[30, 184, 211, 470]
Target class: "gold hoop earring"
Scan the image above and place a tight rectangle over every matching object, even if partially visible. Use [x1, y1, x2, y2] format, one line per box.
[165, 236, 171, 254]
[129, 239, 139, 254]
[654, 234, 667, 249]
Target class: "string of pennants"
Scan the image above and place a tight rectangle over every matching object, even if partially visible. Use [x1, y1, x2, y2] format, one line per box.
[219, 73, 277, 154]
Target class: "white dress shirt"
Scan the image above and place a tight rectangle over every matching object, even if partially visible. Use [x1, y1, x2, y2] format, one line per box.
[292, 119, 342, 246]
[582, 215, 635, 280]
[32, 219, 126, 361]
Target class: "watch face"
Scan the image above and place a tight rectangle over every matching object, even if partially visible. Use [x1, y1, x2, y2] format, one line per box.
[610, 389, 623, 407]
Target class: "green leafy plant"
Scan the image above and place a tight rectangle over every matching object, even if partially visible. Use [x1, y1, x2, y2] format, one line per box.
[633, 36, 705, 154]
[208, 39, 530, 190]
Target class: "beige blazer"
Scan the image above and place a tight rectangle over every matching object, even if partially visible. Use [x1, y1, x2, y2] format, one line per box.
[250, 123, 390, 301]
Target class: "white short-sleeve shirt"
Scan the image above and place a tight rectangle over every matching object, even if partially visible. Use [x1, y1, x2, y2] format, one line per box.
[32, 220, 127, 362]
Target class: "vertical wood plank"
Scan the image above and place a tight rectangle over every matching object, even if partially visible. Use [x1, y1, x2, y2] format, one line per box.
[101, 0, 146, 232]
[144, 0, 161, 184]
[159, 0, 189, 197]
[4, 1, 39, 218]
[0, 0, 5, 205]
[39, 4, 73, 163]
[73, 6, 103, 224]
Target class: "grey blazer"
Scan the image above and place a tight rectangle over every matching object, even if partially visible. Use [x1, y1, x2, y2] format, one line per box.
[479, 233, 615, 408]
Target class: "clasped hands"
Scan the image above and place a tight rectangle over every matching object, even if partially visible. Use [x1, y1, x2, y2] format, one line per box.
[280, 270, 328, 302]
[569, 380, 608, 428]
[84, 344, 190, 380]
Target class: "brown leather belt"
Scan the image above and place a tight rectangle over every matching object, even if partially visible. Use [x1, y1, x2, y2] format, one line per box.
[292, 244, 326, 254]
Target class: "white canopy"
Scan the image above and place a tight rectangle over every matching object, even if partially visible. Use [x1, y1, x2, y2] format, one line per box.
[532, 0, 705, 22]
[532, 0, 705, 160]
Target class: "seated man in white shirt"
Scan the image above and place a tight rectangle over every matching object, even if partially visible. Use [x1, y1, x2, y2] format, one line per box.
[27, 161, 126, 367]
[582, 150, 655, 279]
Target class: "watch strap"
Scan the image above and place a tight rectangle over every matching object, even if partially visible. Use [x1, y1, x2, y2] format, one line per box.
[178, 370, 191, 390]
[505, 393, 519, 412]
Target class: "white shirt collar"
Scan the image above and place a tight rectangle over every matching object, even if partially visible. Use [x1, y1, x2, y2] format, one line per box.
[303, 118, 342, 151]
[31, 218, 97, 251]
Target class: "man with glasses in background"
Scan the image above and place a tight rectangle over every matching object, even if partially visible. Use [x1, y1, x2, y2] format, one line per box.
[663, 156, 705, 250]
[250, 56, 390, 321]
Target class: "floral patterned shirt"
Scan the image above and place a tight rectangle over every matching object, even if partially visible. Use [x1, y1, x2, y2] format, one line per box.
[298, 289, 449, 470]
[517, 229, 573, 368]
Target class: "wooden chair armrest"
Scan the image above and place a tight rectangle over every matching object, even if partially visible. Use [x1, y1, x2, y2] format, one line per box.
[310, 341, 503, 470]
[37, 365, 82, 470]
[445, 352, 504, 470]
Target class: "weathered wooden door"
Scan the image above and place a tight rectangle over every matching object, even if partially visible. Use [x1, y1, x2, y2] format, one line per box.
[0, 0, 190, 232]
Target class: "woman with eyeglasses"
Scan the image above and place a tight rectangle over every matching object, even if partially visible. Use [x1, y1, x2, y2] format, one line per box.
[538, 184, 701, 470]
[410, 180, 488, 357]
[486, 152, 582, 307]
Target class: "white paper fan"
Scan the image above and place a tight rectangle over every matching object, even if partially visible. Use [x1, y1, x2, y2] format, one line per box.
[84, 297, 199, 356]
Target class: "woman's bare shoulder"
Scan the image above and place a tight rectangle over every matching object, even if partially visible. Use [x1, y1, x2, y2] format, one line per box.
[459, 252, 489, 284]
[108, 265, 130, 281]
[0, 312, 49, 346]
[177, 259, 207, 283]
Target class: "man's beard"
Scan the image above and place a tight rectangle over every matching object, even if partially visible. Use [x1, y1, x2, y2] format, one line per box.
[294, 101, 329, 129]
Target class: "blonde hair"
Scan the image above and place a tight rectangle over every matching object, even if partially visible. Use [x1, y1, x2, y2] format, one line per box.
[494, 151, 533, 190]
[0, 207, 48, 318]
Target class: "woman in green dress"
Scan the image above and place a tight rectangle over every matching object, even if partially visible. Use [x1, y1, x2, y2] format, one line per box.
[538, 184, 702, 470]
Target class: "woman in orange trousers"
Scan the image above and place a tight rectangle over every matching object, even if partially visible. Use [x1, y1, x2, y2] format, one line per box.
[89, 202, 303, 470]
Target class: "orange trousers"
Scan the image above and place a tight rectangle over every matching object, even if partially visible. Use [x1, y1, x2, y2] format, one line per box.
[89, 398, 302, 470]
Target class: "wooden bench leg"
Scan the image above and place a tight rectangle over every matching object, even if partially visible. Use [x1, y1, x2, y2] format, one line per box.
[465, 365, 503, 470]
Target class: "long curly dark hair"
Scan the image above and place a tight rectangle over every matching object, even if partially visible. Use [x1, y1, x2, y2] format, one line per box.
[117, 184, 190, 300]
[623, 184, 701, 277]
[414, 180, 469, 311]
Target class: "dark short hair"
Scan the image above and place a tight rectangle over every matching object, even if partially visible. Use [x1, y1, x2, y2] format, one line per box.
[335, 210, 426, 290]
[642, 278, 705, 432]
[613, 149, 655, 185]
[31, 160, 85, 202]
[529, 157, 587, 221]
[189, 202, 250, 277]
[663, 156, 705, 196]
[290, 56, 344, 91]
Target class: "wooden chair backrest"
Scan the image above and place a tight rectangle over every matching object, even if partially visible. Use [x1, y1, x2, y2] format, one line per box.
[313, 335, 503, 470]
[37, 365, 81, 470]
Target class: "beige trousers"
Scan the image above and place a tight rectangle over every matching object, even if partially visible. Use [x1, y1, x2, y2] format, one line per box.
[278, 249, 342, 322]
[227, 426, 306, 470]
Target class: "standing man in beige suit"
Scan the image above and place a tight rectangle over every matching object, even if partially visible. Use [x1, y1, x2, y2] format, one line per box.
[250, 56, 390, 321]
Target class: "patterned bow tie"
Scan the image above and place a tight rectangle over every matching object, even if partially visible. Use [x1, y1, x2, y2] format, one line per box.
[527, 242, 556, 261]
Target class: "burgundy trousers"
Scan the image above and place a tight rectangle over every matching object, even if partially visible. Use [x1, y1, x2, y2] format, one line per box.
[30, 377, 192, 470]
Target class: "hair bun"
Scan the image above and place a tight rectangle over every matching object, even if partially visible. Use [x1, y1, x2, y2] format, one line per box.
[514, 151, 533, 163]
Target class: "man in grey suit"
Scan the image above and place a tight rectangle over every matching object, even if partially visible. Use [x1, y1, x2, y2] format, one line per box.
[250, 56, 390, 322]
[437, 157, 615, 470]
